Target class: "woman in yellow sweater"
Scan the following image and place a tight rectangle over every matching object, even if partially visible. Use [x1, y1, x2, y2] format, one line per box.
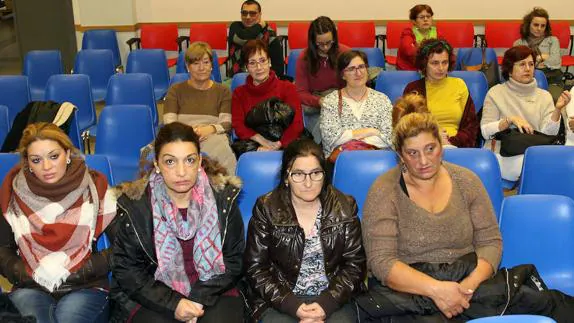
[403, 39, 479, 148]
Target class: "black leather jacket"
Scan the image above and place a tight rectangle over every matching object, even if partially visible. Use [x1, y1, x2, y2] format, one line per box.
[244, 185, 366, 320]
[357, 253, 574, 322]
[110, 165, 244, 321]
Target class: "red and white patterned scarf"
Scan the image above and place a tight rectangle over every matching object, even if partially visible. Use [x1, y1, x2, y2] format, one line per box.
[149, 167, 225, 296]
[0, 158, 117, 292]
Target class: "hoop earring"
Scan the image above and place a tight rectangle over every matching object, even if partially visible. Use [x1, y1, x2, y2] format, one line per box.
[29, 168, 33, 173]
[66, 158, 71, 165]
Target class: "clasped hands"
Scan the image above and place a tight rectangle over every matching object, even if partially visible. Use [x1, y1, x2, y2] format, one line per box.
[175, 299, 204, 322]
[296, 302, 326, 323]
[429, 279, 476, 319]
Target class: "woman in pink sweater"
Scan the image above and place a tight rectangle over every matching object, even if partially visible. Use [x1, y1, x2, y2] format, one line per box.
[295, 16, 350, 143]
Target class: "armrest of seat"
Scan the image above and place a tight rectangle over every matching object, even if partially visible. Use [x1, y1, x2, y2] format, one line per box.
[126, 38, 141, 51]
[377, 34, 387, 56]
[276, 35, 288, 59]
[177, 36, 190, 52]
[475, 34, 485, 48]
[375, 34, 385, 49]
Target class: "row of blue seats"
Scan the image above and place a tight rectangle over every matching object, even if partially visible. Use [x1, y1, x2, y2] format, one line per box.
[2, 148, 573, 300]
[0, 104, 154, 184]
[3, 144, 573, 223]
[0, 73, 160, 138]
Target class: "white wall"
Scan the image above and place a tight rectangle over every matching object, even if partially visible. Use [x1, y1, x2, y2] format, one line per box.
[133, 0, 574, 22]
[73, 0, 574, 67]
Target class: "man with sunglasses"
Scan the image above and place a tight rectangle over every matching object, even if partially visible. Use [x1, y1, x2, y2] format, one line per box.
[228, 0, 284, 78]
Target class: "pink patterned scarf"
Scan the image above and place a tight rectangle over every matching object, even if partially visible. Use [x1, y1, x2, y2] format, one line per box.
[149, 167, 225, 296]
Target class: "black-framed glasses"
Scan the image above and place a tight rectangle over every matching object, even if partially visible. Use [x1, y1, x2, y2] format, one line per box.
[289, 170, 325, 183]
[241, 10, 259, 17]
[343, 64, 367, 73]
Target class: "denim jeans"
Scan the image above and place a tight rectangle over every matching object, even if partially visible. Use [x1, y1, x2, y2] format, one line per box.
[9, 288, 109, 323]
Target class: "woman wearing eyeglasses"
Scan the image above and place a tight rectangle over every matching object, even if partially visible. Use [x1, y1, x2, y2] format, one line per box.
[244, 138, 366, 323]
[397, 4, 443, 71]
[481, 45, 571, 181]
[319, 50, 393, 162]
[403, 39, 479, 148]
[295, 16, 350, 142]
[231, 39, 304, 156]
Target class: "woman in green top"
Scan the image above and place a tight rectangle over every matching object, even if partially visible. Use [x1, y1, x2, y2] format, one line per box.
[397, 4, 443, 71]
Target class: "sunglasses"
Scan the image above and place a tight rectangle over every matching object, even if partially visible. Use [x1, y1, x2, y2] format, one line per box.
[241, 10, 259, 17]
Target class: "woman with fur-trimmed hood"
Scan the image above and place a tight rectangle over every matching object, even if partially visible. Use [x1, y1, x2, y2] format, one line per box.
[110, 122, 245, 323]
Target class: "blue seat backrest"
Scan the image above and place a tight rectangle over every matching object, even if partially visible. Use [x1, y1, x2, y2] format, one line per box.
[374, 71, 420, 104]
[236, 151, 282, 231]
[518, 146, 574, 200]
[500, 195, 574, 295]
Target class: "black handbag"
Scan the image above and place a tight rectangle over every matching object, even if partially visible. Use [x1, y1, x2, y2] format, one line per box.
[493, 128, 559, 157]
[461, 47, 500, 88]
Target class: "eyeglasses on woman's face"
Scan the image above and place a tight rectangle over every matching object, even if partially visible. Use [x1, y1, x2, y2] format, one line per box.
[247, 57, 269, 69]
[288, 170, 325, 183]
[343, 64, 367, 74]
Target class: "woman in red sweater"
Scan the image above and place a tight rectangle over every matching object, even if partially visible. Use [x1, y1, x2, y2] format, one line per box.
[232, 39, 304, 153]
[397, 4, 443, 71]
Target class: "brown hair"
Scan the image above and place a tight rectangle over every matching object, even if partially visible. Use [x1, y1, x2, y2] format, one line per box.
[393, 112, 441, 153]
[392, 93, 429, 128]
[520, 7, 552, 39]
[336, 50, 369, 82]
[241, 39, 269, 67]
[501, 45, 537, 80]
[185, 41, 213, 65]
[409, 4, 434, 21]
[18, 122, 79, 162]
[415, 39, 455, 76]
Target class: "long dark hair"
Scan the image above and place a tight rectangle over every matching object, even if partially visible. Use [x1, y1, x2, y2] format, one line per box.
[278, 138, 328, 193]
[305, 16, 339, 76]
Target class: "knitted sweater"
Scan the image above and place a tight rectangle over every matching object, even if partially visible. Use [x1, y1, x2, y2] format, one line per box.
[231, 71, 304, 146]
[362, 163, 502, 283]
[295, 44, 350, 107]
[480, 77, 560, 153]
[163, 81, 232, 133]
[319, 89, 393, 156]
[513, 36, 562, 70]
